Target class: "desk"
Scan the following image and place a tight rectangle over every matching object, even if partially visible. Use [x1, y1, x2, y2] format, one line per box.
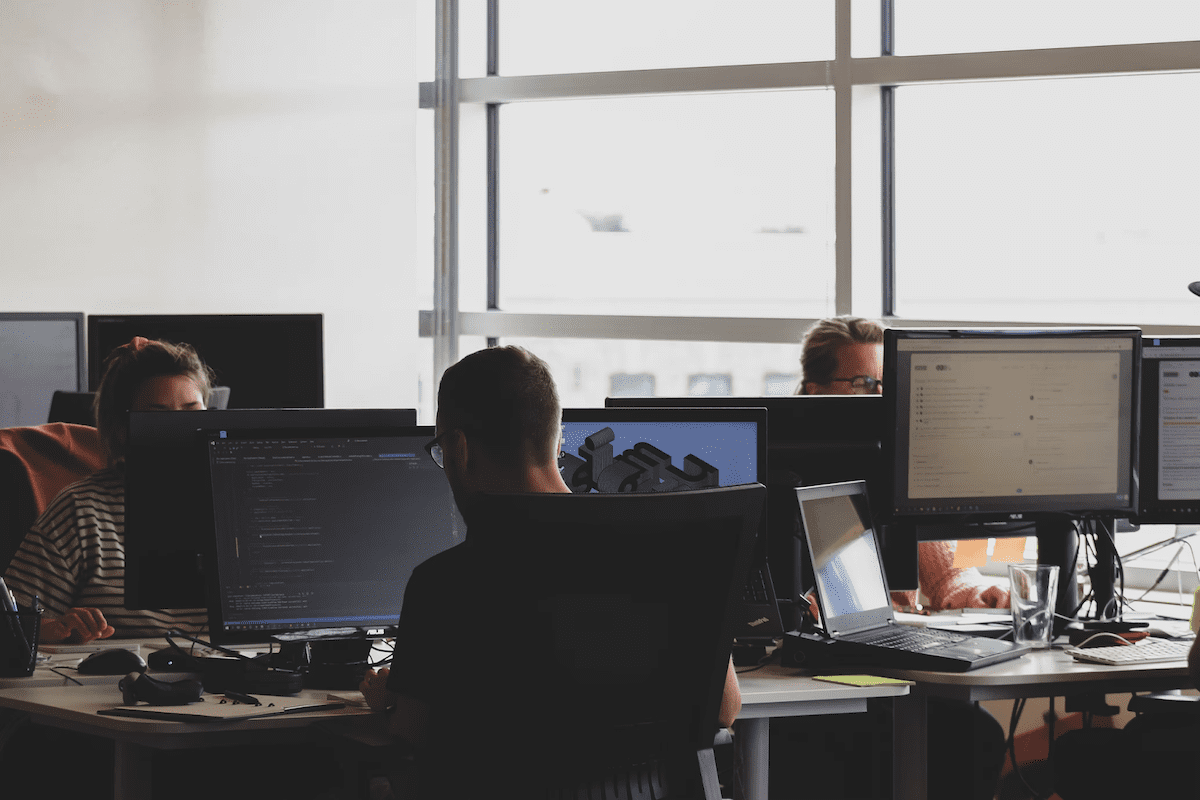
[0, 681, 371, 799]
[736, 663, 911, 800]
[878, 647, 1193, 800]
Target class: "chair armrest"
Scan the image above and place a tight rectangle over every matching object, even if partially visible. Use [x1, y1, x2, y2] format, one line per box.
[713, 727, 734, 748]
[1128, 692, 1200, 714]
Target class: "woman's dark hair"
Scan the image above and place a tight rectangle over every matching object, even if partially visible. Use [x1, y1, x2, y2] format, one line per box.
[93, 337, 215, 464]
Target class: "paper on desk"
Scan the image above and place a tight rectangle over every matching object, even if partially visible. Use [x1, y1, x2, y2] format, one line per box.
[97, 695, 344, 722]
[813, 674, 910, 687]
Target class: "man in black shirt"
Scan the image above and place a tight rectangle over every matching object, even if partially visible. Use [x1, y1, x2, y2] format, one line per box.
[359, 346, 741, 796]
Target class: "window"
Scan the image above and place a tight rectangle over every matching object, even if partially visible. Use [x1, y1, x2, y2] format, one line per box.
[423, 2, 1200, 594]
[688, 373, 733, 397]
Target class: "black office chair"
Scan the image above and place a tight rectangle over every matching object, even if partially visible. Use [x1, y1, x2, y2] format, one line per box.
[46, 391, 95, 425]
[376, 484, 763, 800]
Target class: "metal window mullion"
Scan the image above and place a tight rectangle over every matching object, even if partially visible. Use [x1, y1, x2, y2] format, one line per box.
[881, 0, 896, 317]
[433, 0, 460, 384]
[834, 0, 852, 315]
[486, 0, 499, 348]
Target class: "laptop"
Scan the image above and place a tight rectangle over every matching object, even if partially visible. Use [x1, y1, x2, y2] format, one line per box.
[738, 556, 786, 641]
[795, 480, 1030, 672]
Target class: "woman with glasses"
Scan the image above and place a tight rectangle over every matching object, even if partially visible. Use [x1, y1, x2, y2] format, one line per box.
[796, 315, 884, 395]
[795, 315, 1007, 611]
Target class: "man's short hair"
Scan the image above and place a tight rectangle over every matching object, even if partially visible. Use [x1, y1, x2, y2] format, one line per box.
[437, 346, 562, 467]
[797, 316, 884, 394]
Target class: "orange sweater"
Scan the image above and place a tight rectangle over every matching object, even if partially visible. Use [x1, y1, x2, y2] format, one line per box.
[890, 540, 1010, 611]
[0, 423, 105, 513]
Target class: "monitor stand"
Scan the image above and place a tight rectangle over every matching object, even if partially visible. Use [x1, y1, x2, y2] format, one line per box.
[1037, 518, 1124, 636]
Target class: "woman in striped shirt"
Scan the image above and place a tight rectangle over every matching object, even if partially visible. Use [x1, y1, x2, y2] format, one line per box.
[4, 337, 214, 642]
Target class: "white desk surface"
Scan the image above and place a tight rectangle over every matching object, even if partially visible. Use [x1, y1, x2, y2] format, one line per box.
[738, 661, 910, 715]
[878, 643, 1193, 800]
[875, 644, 1192, 700]
[0, 683, 370, 741]
[734, 661, 910, 800]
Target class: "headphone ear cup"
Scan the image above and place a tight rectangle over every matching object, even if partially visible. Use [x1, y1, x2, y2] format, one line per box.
[119, 671, 205, 706]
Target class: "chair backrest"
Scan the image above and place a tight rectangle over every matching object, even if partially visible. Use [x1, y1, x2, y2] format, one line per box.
[0, 423, 106, 572]
[208, 386, 231, 409]
[434, 484, 764, 799]
[46, 391, 95, 425]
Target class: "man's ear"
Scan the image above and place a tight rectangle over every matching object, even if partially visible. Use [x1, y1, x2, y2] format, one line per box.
[444, 428, 470, 474]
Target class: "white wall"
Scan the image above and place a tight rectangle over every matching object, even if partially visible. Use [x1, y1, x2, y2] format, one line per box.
[0, 0, 420, 412]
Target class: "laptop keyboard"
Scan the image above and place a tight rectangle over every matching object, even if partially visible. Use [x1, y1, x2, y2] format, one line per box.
[849, 625, 970, 652]
[742, 565, 772, 604]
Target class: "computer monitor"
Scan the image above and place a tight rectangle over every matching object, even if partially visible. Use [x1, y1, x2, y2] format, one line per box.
[204, 425, 463, 647]
[124, 408, 417, 611]
[1137, 335, 1200, 524]
[560, 406, 766, 495]
[884, 327, 1140, 524]
[603, 395, 901, 598]
[885, 327, 1141, 624]
[87, 314, 324, 408]
[0, 312, 86, 427]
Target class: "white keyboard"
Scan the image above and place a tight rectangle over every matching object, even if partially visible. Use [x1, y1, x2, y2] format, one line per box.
[1066, 637, 1193, 666]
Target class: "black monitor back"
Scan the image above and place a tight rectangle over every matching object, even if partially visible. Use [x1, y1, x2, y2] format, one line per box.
[604, 395, 908, 599]
[124, 408, 416, 610]
[87, 314, 324, 409]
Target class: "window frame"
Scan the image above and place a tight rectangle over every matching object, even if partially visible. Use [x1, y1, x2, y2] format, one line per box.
[420, 0, 1200, 592]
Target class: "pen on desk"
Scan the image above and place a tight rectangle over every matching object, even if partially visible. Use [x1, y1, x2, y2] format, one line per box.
[223, 691, 261, 706]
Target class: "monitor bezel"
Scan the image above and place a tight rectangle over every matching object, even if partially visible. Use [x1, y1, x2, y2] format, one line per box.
[0, 312, 87, 417]
[123, 408, 418, 612]
[883, 327, 1142, 524]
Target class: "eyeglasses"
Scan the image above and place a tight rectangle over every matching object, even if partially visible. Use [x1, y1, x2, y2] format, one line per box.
[830, 375, 883, 394]
[424, 430, 451, 469]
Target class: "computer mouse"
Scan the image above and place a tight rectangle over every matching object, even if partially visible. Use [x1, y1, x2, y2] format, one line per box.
[77, 648, 148, 675]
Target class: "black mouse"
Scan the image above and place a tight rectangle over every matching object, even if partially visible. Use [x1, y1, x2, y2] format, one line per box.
[77, 648, 148, 675]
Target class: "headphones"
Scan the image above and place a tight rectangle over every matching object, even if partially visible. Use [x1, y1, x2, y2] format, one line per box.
[119, 671, 205, 706]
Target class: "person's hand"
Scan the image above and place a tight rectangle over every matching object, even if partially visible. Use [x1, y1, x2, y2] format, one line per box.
[39, 607, 115, 644]
[803, 590, 820, 622]
[359, 667, 396, 713]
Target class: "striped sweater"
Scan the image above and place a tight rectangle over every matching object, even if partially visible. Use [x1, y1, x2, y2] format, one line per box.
[3, 467, 208, 639]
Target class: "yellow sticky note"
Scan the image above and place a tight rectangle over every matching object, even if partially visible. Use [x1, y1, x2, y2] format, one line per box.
[812, 674, 911, 687]
[991, 536, 1028, 564]
[952, 538, 988, 568]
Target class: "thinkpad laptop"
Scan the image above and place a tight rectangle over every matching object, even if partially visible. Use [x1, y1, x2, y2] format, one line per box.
[796, 481, 1029, 672]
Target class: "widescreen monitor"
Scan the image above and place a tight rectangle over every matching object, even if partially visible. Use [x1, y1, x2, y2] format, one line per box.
[88, 314, 324, 408]
[0, 312, 86, 427]
[204, 426, 462, 646]
[124, 408, 417, 611]
[1137, 335, 1200, 524]
[884, 328, 1140, 524]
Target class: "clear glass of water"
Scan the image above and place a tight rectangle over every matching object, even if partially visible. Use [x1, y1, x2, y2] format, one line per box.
[1008, 564, 1060, 648]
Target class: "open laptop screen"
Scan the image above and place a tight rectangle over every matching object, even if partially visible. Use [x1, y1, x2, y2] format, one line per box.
[796, 481, 894, 636]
